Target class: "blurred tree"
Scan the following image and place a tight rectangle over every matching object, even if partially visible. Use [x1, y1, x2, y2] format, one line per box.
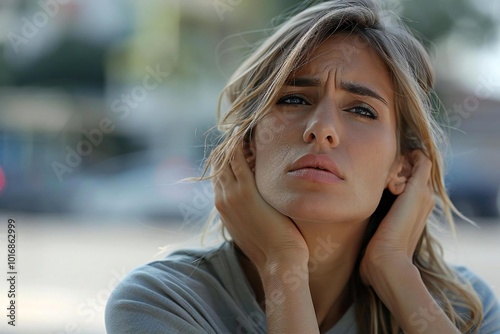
[265, 0, 497, 46]
[399, 0, 497, 45]
[12, 38, 106, 91]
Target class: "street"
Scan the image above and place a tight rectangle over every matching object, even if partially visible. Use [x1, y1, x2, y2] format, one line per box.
[0, 213, 498, 334]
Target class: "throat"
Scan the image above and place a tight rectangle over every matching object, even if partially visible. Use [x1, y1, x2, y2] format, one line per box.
[234, 242, 355, 330]
[316, 284, 353, 333]
[234, 244, 266, 309]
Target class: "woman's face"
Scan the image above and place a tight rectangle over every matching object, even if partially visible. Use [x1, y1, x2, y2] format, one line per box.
[250, 34, 402, 224]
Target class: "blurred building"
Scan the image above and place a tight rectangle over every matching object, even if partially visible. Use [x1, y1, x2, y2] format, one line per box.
[0, 0, 499, 219]
[0, 0, 280, 217]
[438, 82, 500, 218]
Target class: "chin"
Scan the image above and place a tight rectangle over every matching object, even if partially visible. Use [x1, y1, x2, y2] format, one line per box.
[269, 192, 374, 225]
[273, 197, 348, 224]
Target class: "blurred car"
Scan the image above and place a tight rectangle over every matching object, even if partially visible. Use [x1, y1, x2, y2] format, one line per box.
[0, 133, 74, 214]
[445, 146, 500, 218]
[67, 150, 213, 226]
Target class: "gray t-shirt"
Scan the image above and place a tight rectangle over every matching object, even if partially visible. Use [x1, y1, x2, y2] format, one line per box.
[105, 242, 500, 333]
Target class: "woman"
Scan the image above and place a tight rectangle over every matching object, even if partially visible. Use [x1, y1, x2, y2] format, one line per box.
[105, 0, 500, 333]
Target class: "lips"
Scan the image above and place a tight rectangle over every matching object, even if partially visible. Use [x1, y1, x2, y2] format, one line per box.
[289, 154, 344, 180]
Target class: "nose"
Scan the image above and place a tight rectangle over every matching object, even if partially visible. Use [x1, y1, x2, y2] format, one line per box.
[303, 106, 340, 147]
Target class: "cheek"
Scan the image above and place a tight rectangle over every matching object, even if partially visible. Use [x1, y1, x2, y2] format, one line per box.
[351, 130, 398, 191]
[252, 121, 293, 199]
[343, 136, 397, 219]
[253, 115, 294, 166]
[253, 149, 284, 211]
[253, 133, 286, 180]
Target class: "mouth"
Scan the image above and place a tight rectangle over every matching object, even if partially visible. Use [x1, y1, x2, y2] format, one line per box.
[288, 154, 345, 182]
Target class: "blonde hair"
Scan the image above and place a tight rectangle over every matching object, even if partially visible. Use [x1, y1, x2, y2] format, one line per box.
[200, 0, 483, 332]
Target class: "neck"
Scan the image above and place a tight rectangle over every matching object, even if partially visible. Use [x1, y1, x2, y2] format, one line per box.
[236, 218, 368, 332]
[296, 218, 367, 329]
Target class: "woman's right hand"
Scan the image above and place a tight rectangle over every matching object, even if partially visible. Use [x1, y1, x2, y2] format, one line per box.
[213, 140, 309, 271]
[214, 140, 321, 334]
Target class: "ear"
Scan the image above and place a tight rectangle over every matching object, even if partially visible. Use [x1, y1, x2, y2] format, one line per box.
[386, 154, 412, 195]
[242, 128, 256, 173]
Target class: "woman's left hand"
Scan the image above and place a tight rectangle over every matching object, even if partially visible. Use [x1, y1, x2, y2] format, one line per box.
[358, 151, 462, 333]
[360, 150, 434, 286]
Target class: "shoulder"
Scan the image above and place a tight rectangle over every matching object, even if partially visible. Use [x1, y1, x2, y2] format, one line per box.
[453, 266, 498, 306]
[452, 266, 500, 333]
[108, 244, 229, 303]
[105, 243, 237, 334]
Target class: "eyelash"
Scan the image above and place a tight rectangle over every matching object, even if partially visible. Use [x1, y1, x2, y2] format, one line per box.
[277, 94, 310, 105]
[276, 94, 379, 120]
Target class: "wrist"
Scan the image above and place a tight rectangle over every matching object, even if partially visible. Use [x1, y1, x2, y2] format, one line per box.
[362, 253, 416, 287]
[251, 247, 309, 273]
[258, 255, 309, 275]
[365, 260, 423, 319]
[257, 260, 319, 334]
[258, 257, 310, 293]
[372, 259, 418, 285]
[367, 263, 459, 334]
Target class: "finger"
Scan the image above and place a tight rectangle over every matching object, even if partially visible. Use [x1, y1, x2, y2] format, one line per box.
[408, 150, 432, 185]
[213, 166, 237, 216]
[408, 150, 435, 211]
[230, 140, 254, 183]
[219, 167, 236, 190]
[213, 156, 236, 189]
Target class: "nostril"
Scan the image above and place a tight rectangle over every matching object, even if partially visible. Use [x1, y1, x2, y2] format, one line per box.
[306, 133, 316, 142]
[304, 127, 339, 145]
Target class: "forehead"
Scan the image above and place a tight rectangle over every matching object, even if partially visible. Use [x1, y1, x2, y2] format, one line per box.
[291, 34, 393, 94]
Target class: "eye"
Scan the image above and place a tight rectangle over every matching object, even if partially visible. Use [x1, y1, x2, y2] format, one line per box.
[277, 94, 311, 105]
[346, 105, 379, 120]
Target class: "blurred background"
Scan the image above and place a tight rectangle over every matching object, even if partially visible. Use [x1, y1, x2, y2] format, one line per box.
[0, 0, 499, 333]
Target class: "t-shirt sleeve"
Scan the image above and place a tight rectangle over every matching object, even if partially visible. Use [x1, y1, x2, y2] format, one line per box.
[105, 264, 217, 334]
[456, 266, 500, 333]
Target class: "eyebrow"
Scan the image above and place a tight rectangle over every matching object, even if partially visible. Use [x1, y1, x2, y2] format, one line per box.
[341, 81, 388, 106]
[285, 77, 321, 87]
[284, 77, 389, 106]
